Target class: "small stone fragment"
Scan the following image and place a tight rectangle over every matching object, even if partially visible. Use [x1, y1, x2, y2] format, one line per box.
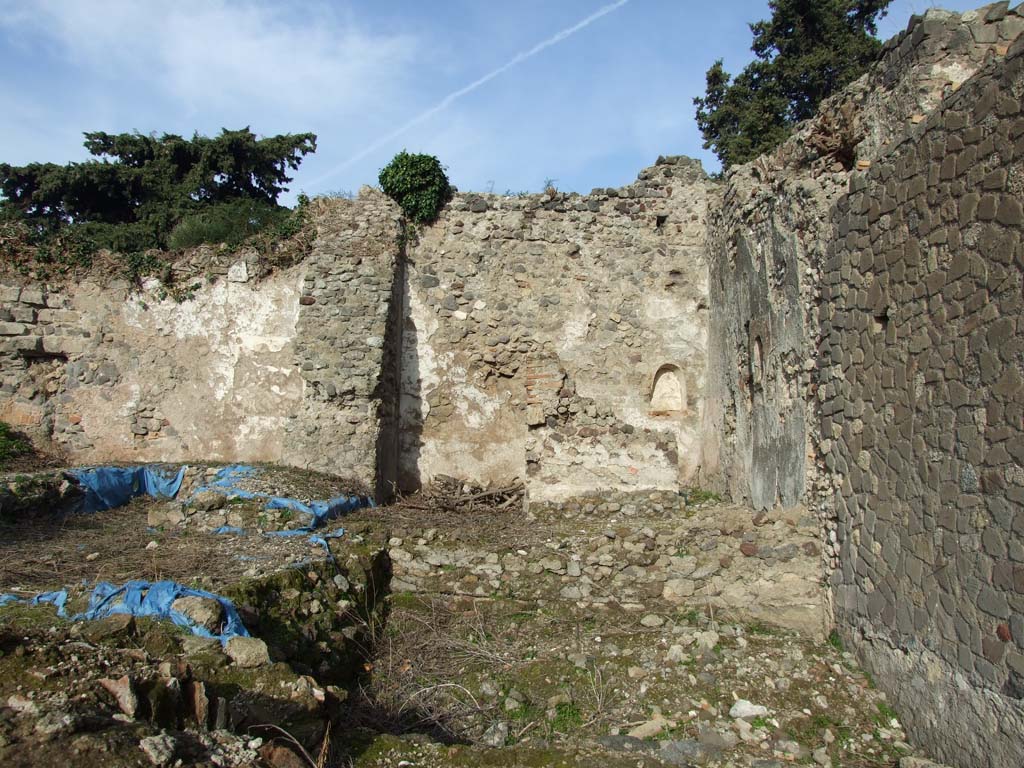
[180, 635, 222, 656]
[35, 710, 80, 737]
[140, 734, 177, 766]
[99, 675, 138, 717]
[729, 699, 768, 719]
[259, 743, 308, 768]
[6, 694, 39, 715]
[172, 596, 225, 634]
[481, 720, 509, 747]
[226, 636, 270, 667]
[191, 490, 228, 512]
[694, 630, 719, 651]
[666, 644, 688, 663]
[629, 716, 667, 739]
[82, 614, 135, 643]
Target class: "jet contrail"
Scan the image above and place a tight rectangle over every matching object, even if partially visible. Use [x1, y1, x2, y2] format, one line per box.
[308, 0, 631, 187]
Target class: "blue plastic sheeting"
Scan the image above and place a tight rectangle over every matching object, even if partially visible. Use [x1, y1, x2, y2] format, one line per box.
[73, 465, 186, 513]
[265, 494, 369, 528]
[308, 528, 347, 553]
[83, 581, 249, 642]
[0, 590, 68, 615]
[69, 463, 371, 535]
[212, 526, 248, 535]
[0, 580, 249, 644]
[195, 464, 372, 533]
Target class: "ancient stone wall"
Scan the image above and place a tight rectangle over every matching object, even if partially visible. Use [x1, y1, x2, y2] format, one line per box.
[0, 193, 404, 498]
[401, 158, 712, 500]
[703, 3, 1018, 522]
[822, 35, 1024, 768]
[699, 8, 1024, 765]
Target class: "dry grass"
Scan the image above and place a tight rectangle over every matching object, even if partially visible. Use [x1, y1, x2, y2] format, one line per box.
[333, 591, 626, 757]
[0, 495, 335, 596]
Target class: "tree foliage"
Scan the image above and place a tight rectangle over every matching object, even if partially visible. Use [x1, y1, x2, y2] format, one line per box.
[0, 128, 316, 253]
[694, 0, 892, 169]
[378, 151, 453, 225]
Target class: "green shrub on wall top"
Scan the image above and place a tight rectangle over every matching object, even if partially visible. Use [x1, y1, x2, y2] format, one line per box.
[378, 151, 453, 224]
[0, 127, 316, 262]
[168, 198, 291, 250]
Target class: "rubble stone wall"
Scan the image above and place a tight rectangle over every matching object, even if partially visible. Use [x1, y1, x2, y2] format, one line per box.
[0, 193, 404, 498]
[703, 3, 1020, 518]
[823, 36, 1024, 768]
[402, 158, 713, 498]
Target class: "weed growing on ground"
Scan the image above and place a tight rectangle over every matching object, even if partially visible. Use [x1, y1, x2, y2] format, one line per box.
[551, 702, 583, 732]
[683, 487, 722, 505]
[874, 701, 899, 726]
[0, 422, 31, 469]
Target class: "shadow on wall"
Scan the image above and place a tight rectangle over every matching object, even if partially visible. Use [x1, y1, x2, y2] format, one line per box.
[396, 266, 423, 494]
[374, 248, 420, 503]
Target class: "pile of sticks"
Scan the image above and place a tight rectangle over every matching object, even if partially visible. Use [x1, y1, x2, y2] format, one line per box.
[400, 475, 524, 514]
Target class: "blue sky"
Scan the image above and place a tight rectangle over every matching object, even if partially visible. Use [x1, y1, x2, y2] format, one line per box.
[0, 0, 987, 202]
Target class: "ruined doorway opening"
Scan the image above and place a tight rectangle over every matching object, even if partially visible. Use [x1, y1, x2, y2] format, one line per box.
[650, 364, 685, 414]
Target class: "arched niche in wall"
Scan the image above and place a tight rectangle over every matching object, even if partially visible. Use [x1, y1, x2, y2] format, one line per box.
[751, 335, 764, 387]
[747, 319, 769, 400]
[650, 364, 685, 414]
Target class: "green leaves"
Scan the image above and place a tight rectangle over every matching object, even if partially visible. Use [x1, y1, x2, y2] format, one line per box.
[694, 0, 892, 169]
[0, 128, 317, 253]
[378, 151, 453, 225]
[168, 199, 291, 250]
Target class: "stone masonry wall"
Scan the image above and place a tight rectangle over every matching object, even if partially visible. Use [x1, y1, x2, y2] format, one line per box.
[0, 192, 404, 497]
[283, 193, 405, 493]
[704, 3, 1021, 518]
[700, 7, 1024, 765]
[822, 35, 1024, 768]
[400, 158, 712, 500]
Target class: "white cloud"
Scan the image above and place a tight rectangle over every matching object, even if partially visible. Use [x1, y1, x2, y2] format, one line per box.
[0, 0, 417, 118]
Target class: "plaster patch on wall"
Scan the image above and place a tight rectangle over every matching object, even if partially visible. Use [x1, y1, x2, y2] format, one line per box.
[558, 307, 594, 351]
[454, 383, 505, 429]
[121, 275, 302, 402]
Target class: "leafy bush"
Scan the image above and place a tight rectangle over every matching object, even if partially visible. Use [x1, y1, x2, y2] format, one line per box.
[168, 198, 290, 250]
[378, 151, 452, 224]
[0, 422, 31, 468]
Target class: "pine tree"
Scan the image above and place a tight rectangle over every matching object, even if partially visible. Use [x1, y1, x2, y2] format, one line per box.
[694, 0, 892, 169]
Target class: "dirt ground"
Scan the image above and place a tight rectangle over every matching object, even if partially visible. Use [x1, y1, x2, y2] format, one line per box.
[0, 465, 930, 768]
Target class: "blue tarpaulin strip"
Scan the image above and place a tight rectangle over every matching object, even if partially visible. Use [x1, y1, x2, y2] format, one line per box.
[308, 528, 347, 553]
[0, 590, 68, 615]
[194, 464, 372, 534]
[0, 580, 249, 644]
[68, 463, 372, 532]
[72, 465, 186, 513]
